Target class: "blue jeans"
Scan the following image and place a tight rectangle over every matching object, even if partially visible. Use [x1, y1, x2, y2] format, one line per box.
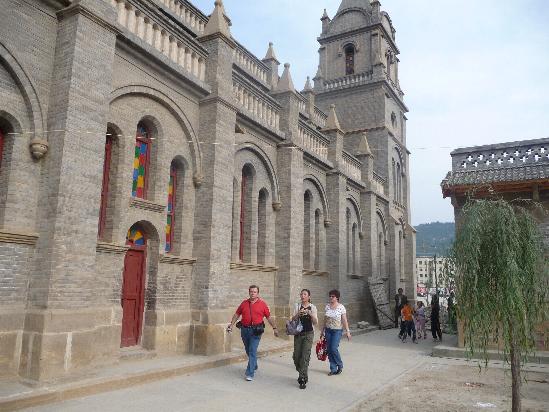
[241, 327, 261, 377]
[325, 328, 343, 373]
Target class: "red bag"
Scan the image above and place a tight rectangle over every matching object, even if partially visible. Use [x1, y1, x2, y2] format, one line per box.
[316, 337, 328, 361]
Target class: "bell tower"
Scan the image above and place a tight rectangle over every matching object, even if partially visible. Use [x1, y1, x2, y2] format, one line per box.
[313, 0, 414, 304]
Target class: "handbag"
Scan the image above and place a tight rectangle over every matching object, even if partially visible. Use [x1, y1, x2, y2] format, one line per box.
[316, 336, 328, 361]
[286, 318, 303, 335]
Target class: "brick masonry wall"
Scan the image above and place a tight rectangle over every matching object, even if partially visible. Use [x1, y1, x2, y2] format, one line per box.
[0, 0, 417, 379]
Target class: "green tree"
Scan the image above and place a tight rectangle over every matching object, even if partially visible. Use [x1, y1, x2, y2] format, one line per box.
[447, 199, 548, 412]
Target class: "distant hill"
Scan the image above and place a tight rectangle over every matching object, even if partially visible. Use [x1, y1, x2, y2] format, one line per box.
[415, 222, 455, 257]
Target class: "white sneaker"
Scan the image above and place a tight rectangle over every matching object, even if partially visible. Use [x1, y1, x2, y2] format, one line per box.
[245, 376, 253, 381]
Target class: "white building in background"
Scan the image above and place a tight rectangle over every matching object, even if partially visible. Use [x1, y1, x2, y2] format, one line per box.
[415, 256, 451, 298]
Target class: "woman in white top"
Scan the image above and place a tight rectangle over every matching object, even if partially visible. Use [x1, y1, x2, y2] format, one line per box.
[320, 289, 351, 375]
[290, 289, 318, 389]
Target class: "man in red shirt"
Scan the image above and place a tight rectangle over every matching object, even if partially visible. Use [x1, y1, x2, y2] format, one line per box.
[227, 285, 279, 381]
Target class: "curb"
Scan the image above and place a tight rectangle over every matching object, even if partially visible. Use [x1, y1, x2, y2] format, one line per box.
[432, 345, 549, 365]
[0, 344, 293, 412]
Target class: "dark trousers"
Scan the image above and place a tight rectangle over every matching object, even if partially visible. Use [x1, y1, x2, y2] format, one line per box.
[293, 331, 314, 381]
[405, 320, 416, 340]
[431, 318, 442, 340]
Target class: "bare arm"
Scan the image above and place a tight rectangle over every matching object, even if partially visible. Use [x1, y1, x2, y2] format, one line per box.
[226, 313, 240, 332]
[266, 316, 279, 337]
[341, 313, 351, 341]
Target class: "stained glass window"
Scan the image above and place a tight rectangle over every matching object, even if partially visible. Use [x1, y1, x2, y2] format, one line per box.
[127, 225, 146, 247]
[165, 166, 177, 253]
[132, 123, 151, 199]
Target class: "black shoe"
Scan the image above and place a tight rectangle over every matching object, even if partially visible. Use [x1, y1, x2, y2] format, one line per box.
[299, 381, 306, 389]
[335, 367, 343, 375]
[328, 371, 336, 376]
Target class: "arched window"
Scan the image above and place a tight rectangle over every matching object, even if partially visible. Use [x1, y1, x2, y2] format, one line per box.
[352, 223, 357, 274]
[386, 54, 391, 77]
[132, 122, 151, 199]
[239, 165, 253, 262]
[257, 189, 268, 265]
[303, 191, 312, 269]
[345, 45, 355, 75]
[346, 208, 351, 274]
[398, 230, 403, 279]
[314, 209, 320, 270]
[396, 163, 401, 203]
[98, 130, 114, 239]
[165, 164, 177, 253]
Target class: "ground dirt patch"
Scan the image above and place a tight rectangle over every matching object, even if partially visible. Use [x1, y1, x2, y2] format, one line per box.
[354, 362, 549, 412]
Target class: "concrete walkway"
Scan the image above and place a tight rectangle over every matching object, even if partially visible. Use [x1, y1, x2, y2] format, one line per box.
[19, 329, 441, 412]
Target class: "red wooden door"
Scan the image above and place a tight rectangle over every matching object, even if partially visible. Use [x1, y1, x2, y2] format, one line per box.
[121, 249, 145, 347]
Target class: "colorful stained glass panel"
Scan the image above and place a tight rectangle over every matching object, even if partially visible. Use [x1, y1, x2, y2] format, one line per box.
[165, 171, 175, 252]
[132, 140, 148, 198]
[127, 226, 145, 246]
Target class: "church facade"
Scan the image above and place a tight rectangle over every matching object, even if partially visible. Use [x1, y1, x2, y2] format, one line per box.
[0, 0, 415, 381]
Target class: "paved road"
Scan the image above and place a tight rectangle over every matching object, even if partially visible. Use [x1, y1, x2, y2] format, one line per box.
[26, 330, 438, 412]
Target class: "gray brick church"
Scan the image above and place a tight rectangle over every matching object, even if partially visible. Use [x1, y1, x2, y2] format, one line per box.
[0, 0, 415, 381]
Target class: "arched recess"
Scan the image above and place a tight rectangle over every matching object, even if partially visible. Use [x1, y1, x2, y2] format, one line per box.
[303, 176, 329, 271]
[0, 43, 44, 135]
[0, 44, 44, 231]
[122, 221, 160, 347]
[235, 143, 280, 205]
[98, 123, 122, 241]
[232, 145, 278, 265]
[110, 85, 202, 182]
[346, 194, 363, 232]
[303, 174, 330, 222]
[375, 209, 388, 282]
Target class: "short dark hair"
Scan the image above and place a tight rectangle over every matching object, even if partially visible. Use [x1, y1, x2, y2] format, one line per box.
[249, 285, 259, 292]
[328, 289, 340, 301]
[398, 288, 403, 293]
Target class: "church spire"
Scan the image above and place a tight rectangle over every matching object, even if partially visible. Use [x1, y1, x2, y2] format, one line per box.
[325, 104, 342, 131]
[275, 63, 295, 93]
[203, 0, 231, 38]
[263, 42, 279, 62]
[337, 0, 371, 14]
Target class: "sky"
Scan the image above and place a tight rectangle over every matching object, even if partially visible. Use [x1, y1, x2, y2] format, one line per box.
[192, 0, 549, 225]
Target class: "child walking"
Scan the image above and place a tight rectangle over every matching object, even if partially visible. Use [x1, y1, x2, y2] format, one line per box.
[415, 301, 426, 339]
[400, 297, 417, 343]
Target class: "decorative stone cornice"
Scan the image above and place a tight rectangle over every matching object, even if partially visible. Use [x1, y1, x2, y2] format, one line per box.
[96, 242, 129, 254]
[159, 255, 197, 266]
[302, 269, 329, 277]
[57, 0, 120, 36]
[230, 262, 278, 273]
[0, 230, 38, 245]
[129, 197, 166, 213]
